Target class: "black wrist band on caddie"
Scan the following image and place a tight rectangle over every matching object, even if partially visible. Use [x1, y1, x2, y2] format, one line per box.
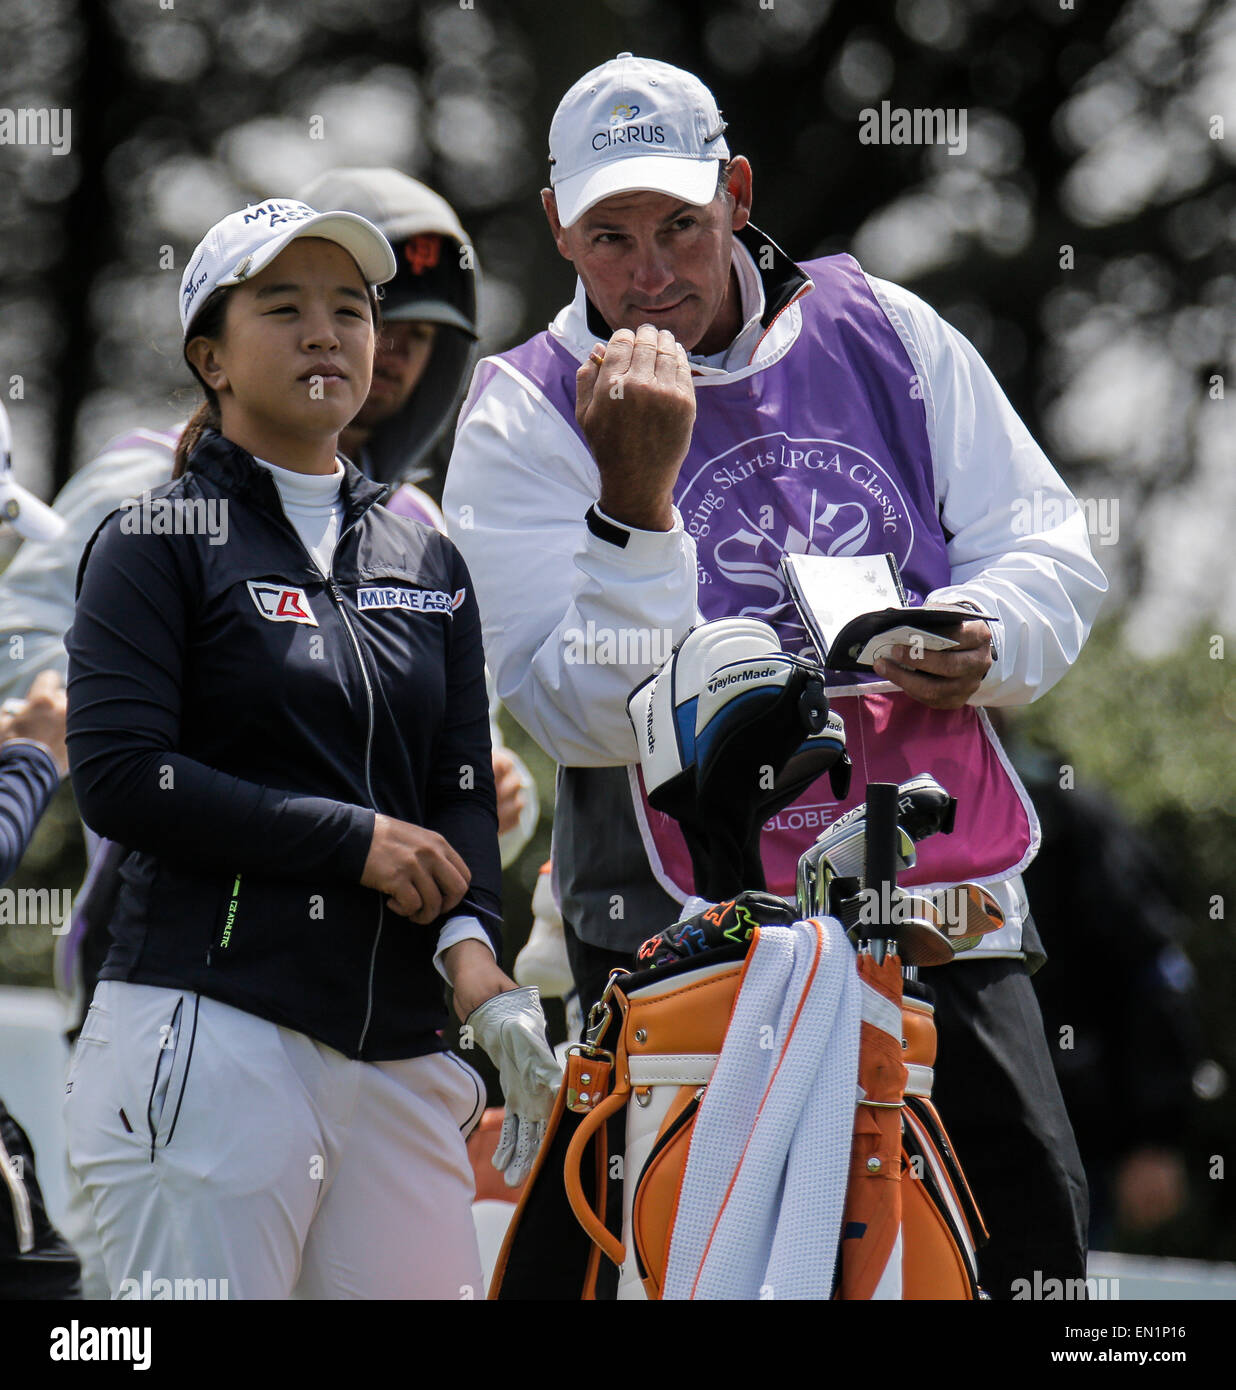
[585, 503, 630, 549]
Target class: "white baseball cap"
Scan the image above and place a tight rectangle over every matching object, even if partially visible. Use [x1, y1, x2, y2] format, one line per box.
[0, 400, 66, 542]
[548, 54, 730, 228]
[179, 198, 398, 336]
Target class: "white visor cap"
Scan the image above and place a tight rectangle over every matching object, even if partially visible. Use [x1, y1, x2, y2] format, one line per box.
[179, 198, 397, 335]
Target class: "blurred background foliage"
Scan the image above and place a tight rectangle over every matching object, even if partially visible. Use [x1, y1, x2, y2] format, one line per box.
[0, 0, 1233, 1257]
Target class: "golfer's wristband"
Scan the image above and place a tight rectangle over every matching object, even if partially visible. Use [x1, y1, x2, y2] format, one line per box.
[585, 503, 630, 549]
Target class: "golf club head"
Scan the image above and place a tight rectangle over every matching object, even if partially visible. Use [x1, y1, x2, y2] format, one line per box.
[805, 812, 918, 884]
[794, 821, 914, 925]
[895, 894, 957, 966]
[839, 889, 955, 966]
[794, 771, 953, 886]
[796, 845, 839, 920]
[931, 881, 1006, 954]
[895, 772, 958, 840]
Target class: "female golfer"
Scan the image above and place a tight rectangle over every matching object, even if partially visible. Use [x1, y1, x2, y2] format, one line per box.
[63, 200, 558, 1299]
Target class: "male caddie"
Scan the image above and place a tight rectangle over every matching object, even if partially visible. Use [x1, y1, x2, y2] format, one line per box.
[444, 53, 1105, 1297]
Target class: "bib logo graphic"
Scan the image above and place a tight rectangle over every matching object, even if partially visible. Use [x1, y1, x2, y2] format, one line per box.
[246, 582, 318, 626]
[356, 586, 466, 615]
[675, 432, 916, 646]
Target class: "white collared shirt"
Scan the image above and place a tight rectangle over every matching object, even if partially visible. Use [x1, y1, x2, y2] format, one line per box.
[687, 240, 767, 372]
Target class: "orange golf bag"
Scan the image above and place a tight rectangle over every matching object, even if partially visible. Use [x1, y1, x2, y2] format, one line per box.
[488, 908, 987, 1299]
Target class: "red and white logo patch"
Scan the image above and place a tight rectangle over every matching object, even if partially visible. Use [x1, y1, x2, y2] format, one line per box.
[246, 581, 319, 626]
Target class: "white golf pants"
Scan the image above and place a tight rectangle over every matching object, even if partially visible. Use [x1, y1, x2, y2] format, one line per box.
[64, 980, 486, 1300]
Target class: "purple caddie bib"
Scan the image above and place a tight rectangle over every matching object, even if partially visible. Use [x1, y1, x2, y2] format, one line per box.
[491, 254, 1036, 898]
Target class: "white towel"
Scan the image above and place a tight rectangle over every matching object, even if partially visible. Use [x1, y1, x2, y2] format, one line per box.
[662, 918, 862, 1300]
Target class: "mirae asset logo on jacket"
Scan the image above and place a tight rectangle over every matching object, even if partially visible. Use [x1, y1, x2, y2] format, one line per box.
[245, 582, 466, 625]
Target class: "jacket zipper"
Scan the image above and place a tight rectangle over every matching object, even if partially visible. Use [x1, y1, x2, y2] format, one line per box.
[0, 1124, 35, 1254]
[267, 480, 387, 1056]
[325, 571, 385, 1054]
[321, 510, 385, 1055]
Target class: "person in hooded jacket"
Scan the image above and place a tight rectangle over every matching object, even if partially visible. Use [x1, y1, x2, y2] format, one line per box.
[298, 169, 479, 511]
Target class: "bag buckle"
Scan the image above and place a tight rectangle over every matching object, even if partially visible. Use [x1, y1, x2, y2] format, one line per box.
[565, 1043, 614, 1114]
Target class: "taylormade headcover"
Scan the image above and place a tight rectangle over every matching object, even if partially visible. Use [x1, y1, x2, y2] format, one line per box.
[627, 619, 848, 899]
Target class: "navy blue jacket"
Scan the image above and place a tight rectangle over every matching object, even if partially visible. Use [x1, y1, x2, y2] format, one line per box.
[66, 430, 501, 1060]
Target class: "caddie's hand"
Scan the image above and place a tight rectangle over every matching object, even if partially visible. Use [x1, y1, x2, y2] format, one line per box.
[361, 812, 470, 924]
[575, 324, 695, 532]
[873, 620, 994, 710]
[465, 984, 562, 1187]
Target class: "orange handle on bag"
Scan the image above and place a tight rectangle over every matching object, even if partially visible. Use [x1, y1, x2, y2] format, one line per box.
[563, 1088, 629, 1267]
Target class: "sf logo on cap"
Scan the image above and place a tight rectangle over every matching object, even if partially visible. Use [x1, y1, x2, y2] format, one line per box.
[610, 103, 641, 123]
[403, 234, 442, 276]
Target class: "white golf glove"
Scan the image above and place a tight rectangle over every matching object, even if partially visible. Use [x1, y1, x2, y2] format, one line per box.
[467, 985, 562, 1187]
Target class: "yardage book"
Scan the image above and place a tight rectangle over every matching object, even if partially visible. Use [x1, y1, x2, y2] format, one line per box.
[780, 552, 996, 672]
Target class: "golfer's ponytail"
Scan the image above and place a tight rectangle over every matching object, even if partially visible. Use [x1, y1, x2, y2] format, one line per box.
[174, 286, 231, 480]
[172, 401, 221, 480]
